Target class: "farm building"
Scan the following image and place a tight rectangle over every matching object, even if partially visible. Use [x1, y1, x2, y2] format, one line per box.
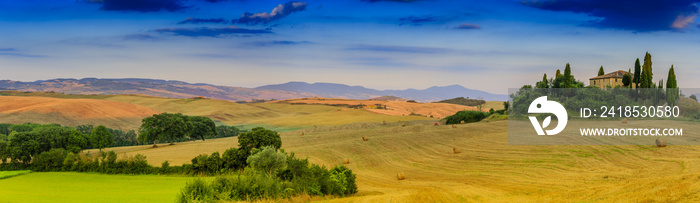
[589, 70, 632, 88]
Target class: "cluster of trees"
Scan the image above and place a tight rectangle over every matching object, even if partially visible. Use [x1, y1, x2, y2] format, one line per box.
[179, 127, 357, 202]
[0, 123, 117, 164]
[530, 52, 680, 106]
[138, 113, 217, 145]
[0, 114, 241, 166]
[435, 97, 486, 107]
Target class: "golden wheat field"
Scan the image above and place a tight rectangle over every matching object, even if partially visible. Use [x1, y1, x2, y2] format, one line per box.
[93, 119, 700, 202]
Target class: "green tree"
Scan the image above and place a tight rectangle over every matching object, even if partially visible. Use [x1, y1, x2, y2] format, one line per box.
[9, 132, 40, 164]
[247, 146, 287, 177]
[536, 73, 549, 88]
[237, 127, 282, 153]
[598, 66, 605, 76]
[91, 125, 114, 151]
[633, 58, 641, 87]
[666, 65, 679, 106]
[138, 113, 191, 146]
[187, 116, 216, 141]
[555, 69, 561, 78]
[640, 52, 653, 88]
[622, 69, 632, 87]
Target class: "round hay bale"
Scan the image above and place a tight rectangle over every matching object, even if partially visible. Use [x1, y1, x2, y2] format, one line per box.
[383, 120, 387, 125]
[343, 158, 350, 164]
[402, 123, 406, 127]
[362, 136, 369, 141]
[460, 120, 465, 124]
[453, 147, 461, 154]
[656, 139, 667, 147]
[397, 173, 405, 180]
[621, 119, 628, 124]
[452, 124, 457, 128]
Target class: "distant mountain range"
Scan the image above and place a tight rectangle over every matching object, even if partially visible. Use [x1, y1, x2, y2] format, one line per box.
[0, 78, 507, 102]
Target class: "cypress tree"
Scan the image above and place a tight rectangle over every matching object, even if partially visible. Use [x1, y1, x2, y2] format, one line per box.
[633, 58, 641, 87]
[555, 69, 561, 78]
[666, 65, 678, 105]
[563, 63, 572, 88]
[598, 66, 605, 76]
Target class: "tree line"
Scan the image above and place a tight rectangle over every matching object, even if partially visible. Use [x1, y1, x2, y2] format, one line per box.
[0, 113, 242, 164]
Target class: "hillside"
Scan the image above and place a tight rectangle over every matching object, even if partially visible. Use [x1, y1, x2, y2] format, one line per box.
[274, 97, 480, 119]
[0, 91, 433, 131]
[0, 78, 507, 102]
[93, 119, 700, 202]
[257, 82, 508, 101]
[0, 96, 159, 130]
[0, 78, 311, 101]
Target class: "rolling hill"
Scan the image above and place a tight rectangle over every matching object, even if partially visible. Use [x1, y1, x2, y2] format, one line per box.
[0, 96, 160, 130]
[0, 78, 507, 102]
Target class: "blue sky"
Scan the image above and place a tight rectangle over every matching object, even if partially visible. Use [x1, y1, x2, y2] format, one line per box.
[1, 0, 699, 94]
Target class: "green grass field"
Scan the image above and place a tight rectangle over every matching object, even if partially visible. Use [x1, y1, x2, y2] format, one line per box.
[0, 172, 206, 203]
[0, 170, 31, 179]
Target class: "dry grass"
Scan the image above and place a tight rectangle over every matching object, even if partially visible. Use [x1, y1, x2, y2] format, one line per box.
[90, 119, 700, 202]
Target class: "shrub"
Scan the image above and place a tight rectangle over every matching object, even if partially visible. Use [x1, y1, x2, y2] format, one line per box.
[33, 148, 67, 171]
[247, 146, 287, 177]
[222, 147, 246, 170]
[177, 179, 213, 203]
[444, 110, 489, 124]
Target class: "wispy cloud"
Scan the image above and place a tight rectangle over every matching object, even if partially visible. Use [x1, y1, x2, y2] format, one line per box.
[154, 26, 272, 37]
[363, 0, 422, 3]
[0, 48, 46, 57]
[247, 40, 312, 46]
[455, 23, 481, 29]
[178, 17, 229, 24]
[347, 45, 450, 54]
[235, 1, 308, 25]
[522, 0, 700, 31]
[398, 15, 445, 26]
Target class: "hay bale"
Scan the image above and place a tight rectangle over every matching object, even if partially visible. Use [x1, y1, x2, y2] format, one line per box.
[362, 136, 369, 141]
[343, 158, 350, 164]
[397, 173, 405, 180]
[402, 123, 406, 127]
[383, 120, 387, 125]
[452, 124, 457, 128]
[621, 119, 627, 124]
[453, 147, 461, 154]
[460, 120, 465, 124]
[656, 139, 667, 147]
[300, 132, 304, 136]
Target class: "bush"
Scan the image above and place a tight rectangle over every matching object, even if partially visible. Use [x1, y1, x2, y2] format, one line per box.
[32, 148, 67, 171]
[444, 110, 489, 124]
[177, 179, 213, 203]
[247, 146, 287, 177]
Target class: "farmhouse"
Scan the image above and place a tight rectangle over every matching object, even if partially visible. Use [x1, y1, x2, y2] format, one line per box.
[589, 70, 631, 88]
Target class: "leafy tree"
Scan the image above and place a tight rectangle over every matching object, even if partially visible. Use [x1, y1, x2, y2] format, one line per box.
[247, 146, 287, 177]
[536, 73, 549, 88]
[598, 66, 605, 76]
[76, 124, 94, 135]
[634, 58, 641, 87]
[138, 113, 191, 146]
[216, 125, 241, 138]
[503, 101, 509, 111]
[33, 148, 67, 171]
[238, 127, 282, 153]
[222, 147, 247, 170]
[622, 69, 632, 87]
[0, 139, 9, 164]
[9, 132, 39, 164]
[0, 123, 11, 135]
[666, 65, 679, 106]
[690, 94, 697, 102]
[91, 125, 114, 151]
[563, 63, 573, 88]
[187, 116, 216, 141]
